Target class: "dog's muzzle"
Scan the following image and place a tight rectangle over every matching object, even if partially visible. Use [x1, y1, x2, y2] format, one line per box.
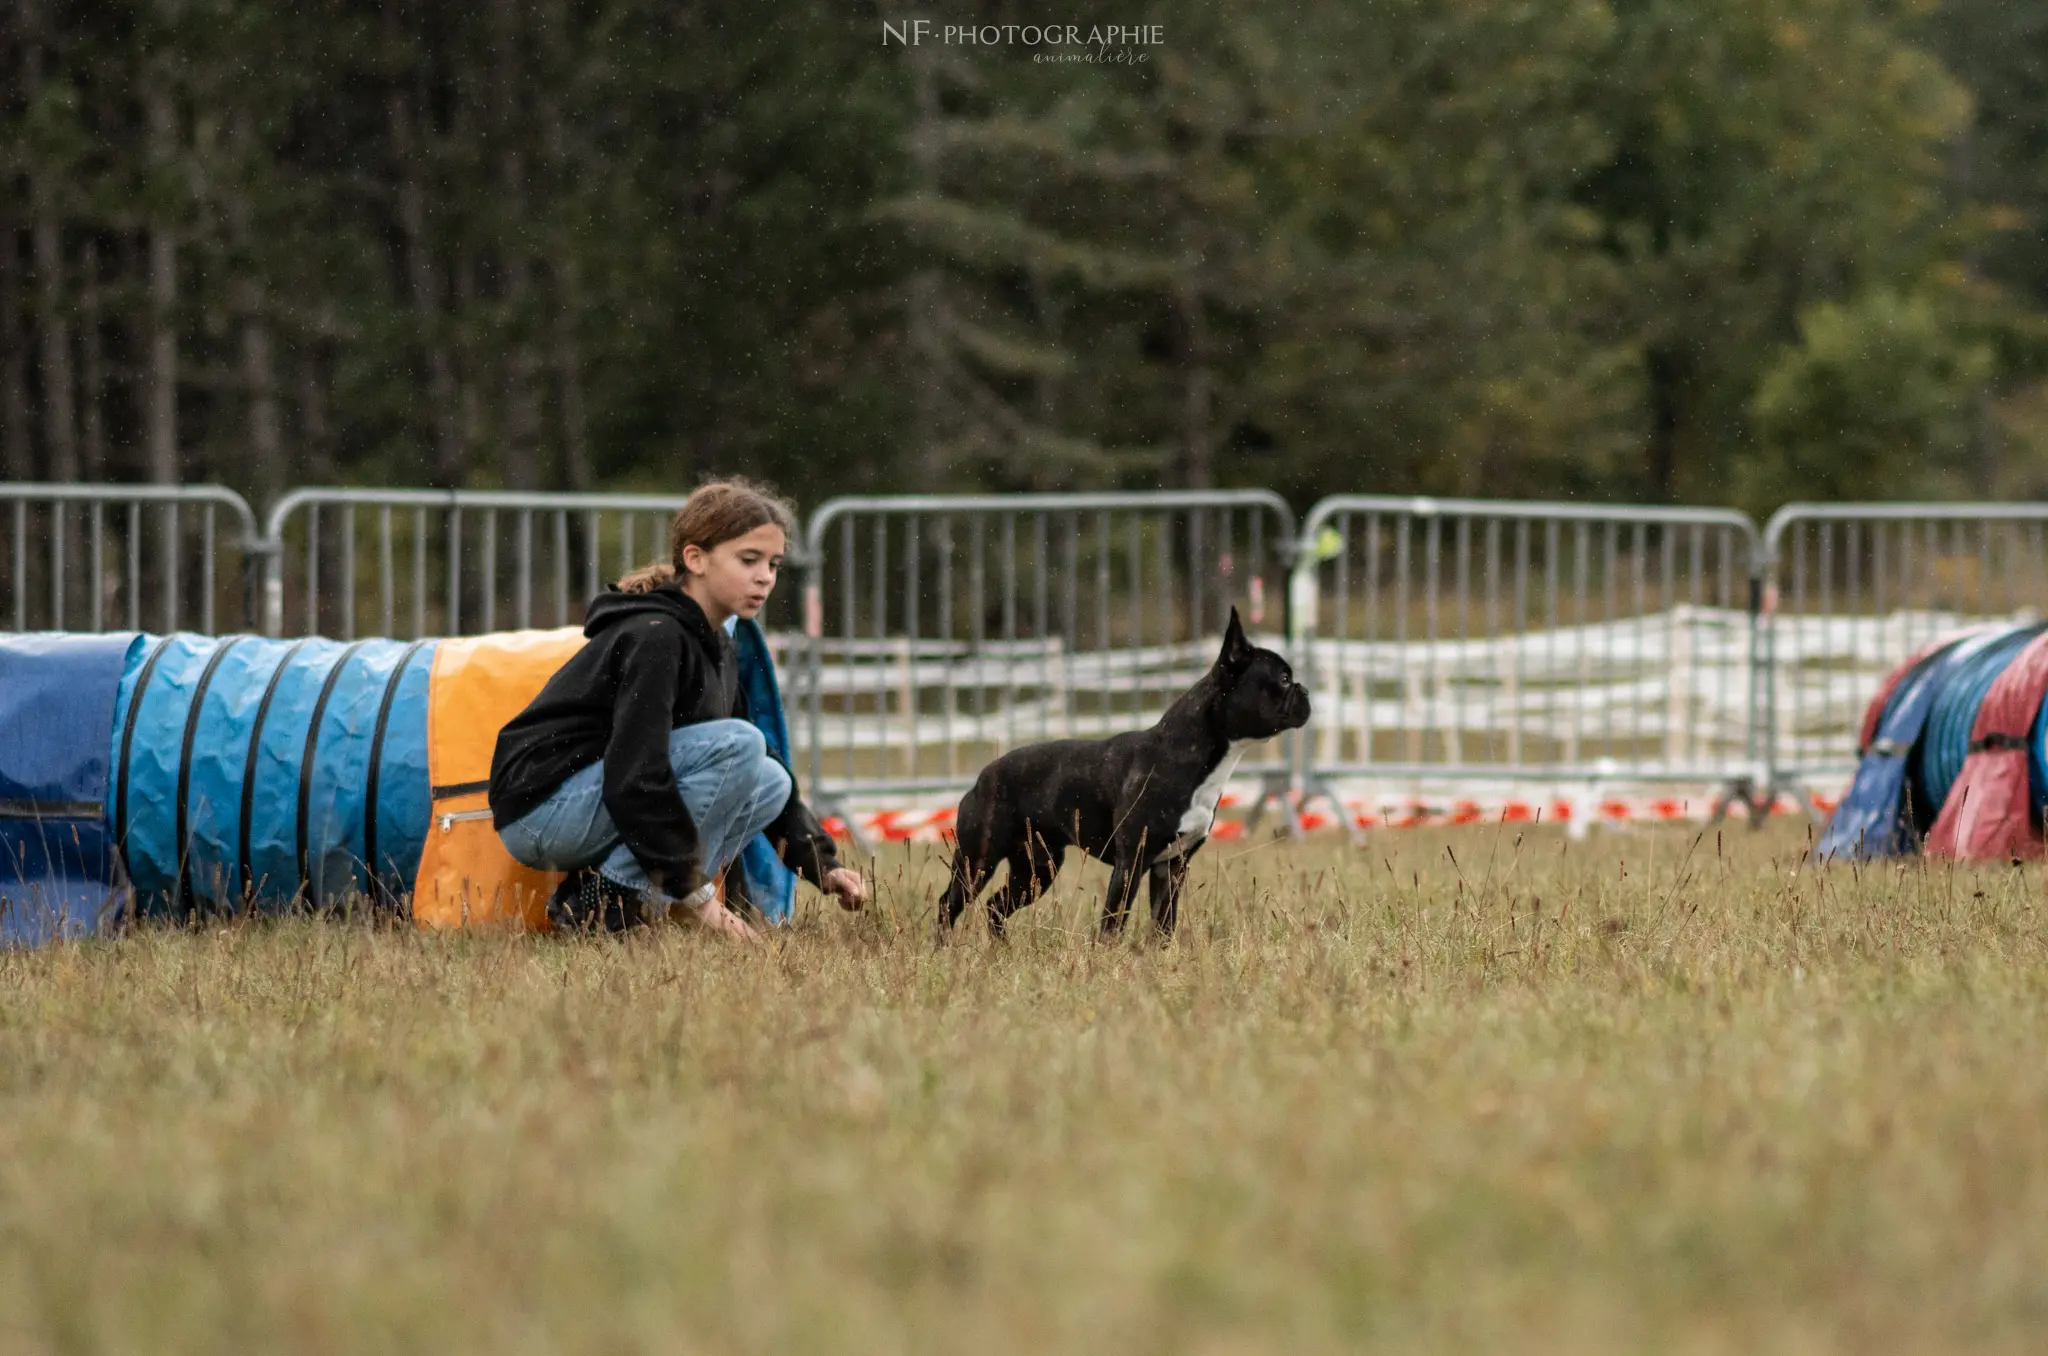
[1285, 684, 1312, 728]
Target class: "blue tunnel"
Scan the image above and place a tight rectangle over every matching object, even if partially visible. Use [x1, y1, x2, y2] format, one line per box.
[0, 633, 144, 943]
[110, 633, 436, 914]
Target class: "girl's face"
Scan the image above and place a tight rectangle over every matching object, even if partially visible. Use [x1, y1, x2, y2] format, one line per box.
[681, 523, 786, 621]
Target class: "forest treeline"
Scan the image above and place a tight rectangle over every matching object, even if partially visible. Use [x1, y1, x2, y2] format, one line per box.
[2, 0, 2047, 514]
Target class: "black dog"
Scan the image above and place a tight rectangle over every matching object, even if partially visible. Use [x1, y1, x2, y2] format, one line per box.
[937, 607, 1311, 938]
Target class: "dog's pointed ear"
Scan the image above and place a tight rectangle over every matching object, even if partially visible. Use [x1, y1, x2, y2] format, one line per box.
[1217, 605, 1250, 669]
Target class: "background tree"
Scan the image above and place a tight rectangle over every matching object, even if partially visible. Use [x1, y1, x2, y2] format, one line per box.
[0, 0, 2040, 516]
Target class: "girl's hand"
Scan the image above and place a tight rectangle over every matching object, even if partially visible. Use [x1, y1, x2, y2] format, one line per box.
[823, 867, 867, 911]
[686, 895, 761, 943]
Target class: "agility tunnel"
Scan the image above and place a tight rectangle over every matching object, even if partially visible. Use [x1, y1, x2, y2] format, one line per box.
[1, 619, 801, 943]
[0, 633, 145, 944]
[1816, 621, 2048, 862]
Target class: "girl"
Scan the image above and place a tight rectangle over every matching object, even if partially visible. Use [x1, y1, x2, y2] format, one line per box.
[489, 478, 865, 938]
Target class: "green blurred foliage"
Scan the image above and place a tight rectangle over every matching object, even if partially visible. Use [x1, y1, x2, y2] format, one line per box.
[0, 0, 2043, 511]
[1749, 289, 1996, 504]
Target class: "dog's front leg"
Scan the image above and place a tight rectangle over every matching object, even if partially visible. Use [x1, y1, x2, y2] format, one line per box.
[1100, 856, 1141, 935]
[1148, 855, 1191, 937]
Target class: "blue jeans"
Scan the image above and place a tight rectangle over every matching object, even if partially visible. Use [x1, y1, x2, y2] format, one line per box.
[498, 719, 791, 903]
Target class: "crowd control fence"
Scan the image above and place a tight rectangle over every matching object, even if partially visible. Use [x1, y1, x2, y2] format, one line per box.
[1285, 497, 1767, 827]
[6, 482, 2047, 826]
[0, 483, 260, 636]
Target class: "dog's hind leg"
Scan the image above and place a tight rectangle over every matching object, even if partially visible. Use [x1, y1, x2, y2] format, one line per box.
[937, 781, 1002, 936]
[986, 830, 1058, 939]
[935, 850, 987, 936]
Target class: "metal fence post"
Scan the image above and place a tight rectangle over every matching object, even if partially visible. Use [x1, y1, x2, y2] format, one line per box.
[800, 547, 826, 809]
[1749, 535, 1775, 819]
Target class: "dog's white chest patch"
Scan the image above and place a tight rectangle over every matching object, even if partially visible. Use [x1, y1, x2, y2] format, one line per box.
[1176, 740, 1256, 840]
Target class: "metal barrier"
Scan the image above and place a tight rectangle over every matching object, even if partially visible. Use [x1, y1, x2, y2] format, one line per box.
[21, 480, 2048, 826]
[1760, 503, 2048, 807]
[257, 487, 810, 639]
[1290, 497, 1766, 820]
[798, 492, 1300, 825]
[0, 483, 260, 634]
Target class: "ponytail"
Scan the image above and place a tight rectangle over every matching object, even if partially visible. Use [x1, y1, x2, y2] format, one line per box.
[616, 561, 677, 595]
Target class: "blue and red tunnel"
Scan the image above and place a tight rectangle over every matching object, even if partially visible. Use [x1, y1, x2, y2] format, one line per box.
[1816, 623, 2048, 861]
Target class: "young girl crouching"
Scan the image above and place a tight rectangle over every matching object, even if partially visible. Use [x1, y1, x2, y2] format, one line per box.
[488, 478, 865, 938]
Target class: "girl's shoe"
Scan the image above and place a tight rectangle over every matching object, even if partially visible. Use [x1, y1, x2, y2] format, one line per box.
[545, 868, 647, 933]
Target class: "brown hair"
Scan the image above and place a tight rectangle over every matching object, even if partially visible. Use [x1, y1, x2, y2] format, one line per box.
[616, 476, 799, 594]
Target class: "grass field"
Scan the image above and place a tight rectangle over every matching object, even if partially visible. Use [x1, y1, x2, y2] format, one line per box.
[4, 824, 2048, 1353]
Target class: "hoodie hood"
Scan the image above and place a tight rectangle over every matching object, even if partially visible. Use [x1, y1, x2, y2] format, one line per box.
[583, 583, 720, 648]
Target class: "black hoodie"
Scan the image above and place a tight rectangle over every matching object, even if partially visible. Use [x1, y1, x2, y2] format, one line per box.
[487, 583, 840, 897]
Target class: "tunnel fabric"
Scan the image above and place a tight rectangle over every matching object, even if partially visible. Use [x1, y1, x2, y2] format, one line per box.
[1915, 625, 2046, 816]
[1853, 630, 1992, 756]
[364, 639, 434, 906]
[297, 639, 374, 906]
[173, 634, 251, 913]
[108, 634, 435, 911]
[1927, 630, 2048, 860]
[112, 635, 174, 855]
[1812, 628, 2013, 862]
[113, 634, 215, 906]
[411, 627, 586, 931]
[236, 638, 314, 898]
[0, 633, 144, 945]
[731, 613, 798, 924]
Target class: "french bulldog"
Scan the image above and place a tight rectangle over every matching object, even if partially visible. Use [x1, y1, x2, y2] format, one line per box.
[937, 606, 1311, 938]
